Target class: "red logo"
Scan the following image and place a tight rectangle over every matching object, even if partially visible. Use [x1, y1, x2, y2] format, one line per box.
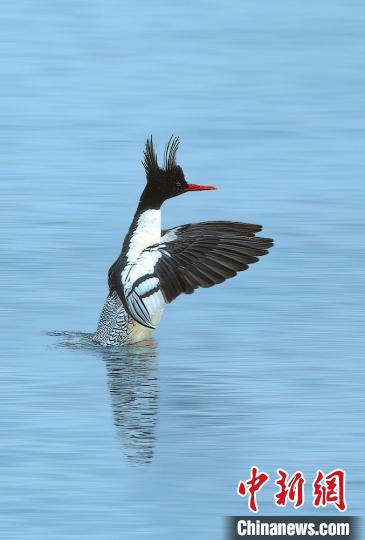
[236, 467, 347, 513]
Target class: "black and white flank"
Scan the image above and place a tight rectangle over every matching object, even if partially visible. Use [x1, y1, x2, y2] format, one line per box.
[93, 136, 273, 345]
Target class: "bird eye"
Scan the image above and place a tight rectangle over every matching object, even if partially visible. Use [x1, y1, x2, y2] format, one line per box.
[176, 181, 182, 188]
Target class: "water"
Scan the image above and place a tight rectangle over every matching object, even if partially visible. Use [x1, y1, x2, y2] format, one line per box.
[1, 0, 365, 538]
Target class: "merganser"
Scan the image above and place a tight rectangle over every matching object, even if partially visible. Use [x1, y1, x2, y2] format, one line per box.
[93, 136, 273, 346]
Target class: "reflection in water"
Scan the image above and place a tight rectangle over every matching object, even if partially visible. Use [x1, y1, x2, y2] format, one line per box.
[48, 332, 159, 464]
[101, 342, 159, 464]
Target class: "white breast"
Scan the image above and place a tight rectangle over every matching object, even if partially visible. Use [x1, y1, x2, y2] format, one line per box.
[126, 209, 161, 262]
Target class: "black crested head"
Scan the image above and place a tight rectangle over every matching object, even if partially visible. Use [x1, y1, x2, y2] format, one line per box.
[139, 135, 217, 210]
[140, 135, 187, 208]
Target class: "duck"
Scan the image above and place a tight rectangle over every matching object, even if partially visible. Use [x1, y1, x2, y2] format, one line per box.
[93, 136, 273, 345]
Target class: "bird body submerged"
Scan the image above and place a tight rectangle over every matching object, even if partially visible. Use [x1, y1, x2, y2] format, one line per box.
[94, 208, 164, 345]
[93, 136, 273, 346]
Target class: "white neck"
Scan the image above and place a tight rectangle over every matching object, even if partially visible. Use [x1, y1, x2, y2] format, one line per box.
[125, 209, 161, 262]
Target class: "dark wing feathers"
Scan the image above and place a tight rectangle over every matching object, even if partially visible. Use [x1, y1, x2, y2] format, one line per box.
[161, 220, 263, 241]
[155, 221, 273, 304]
[121, 220, 273, 328]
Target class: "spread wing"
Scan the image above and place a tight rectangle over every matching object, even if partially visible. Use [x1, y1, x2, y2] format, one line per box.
[120, 221, 273, 329]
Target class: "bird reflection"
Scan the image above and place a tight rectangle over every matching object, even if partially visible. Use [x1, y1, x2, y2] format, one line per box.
[49, 331, 159, 464]
[101, 341, 159, 464]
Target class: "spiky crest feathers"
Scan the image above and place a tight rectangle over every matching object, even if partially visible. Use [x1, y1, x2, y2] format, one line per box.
[142, 135, 180, 181]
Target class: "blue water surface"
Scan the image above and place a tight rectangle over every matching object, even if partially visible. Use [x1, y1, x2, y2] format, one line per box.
[1, 0, 365, 538]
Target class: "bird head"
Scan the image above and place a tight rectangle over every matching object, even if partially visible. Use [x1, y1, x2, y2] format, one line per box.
[141, 135, 216, 206]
